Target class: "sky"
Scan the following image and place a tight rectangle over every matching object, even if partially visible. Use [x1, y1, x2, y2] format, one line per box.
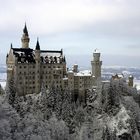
[0, 0, 140, 67]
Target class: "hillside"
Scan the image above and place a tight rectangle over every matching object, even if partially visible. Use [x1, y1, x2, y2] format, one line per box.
[0, 79, 140, 140]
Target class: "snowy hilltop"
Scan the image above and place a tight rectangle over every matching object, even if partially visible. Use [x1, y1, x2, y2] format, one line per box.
[0, 79, 140, 140]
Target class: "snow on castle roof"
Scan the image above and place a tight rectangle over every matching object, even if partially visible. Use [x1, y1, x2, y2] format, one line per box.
[94, 49, 100, 53]
[74, 70, 92, 77]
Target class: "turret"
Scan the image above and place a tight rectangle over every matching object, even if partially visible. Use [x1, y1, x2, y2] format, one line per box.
[6, 43, 14, 83]
[128, 75, 134, 87]
[10, 43, 13, 49]
[35, 38, 40, 61]
[35, 39, 41, 93]
[6, 43, 14, 64]
[73, 64, 78, 73]
[35, 38, 40, 50]
[93, 49, 100, 61]
[21, 24, 30, 48]
[91, 49, 102, 80]
[63, 55, 66, 63]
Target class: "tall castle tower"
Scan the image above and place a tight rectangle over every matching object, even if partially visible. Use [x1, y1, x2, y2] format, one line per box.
[128, 75, 134, 87]
[21, 24, 30, 48]
[91, 49, 102, 80]
[6, 43, 14, 82]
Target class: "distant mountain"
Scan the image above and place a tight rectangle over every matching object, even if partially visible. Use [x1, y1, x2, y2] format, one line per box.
[102, 66, 140, 80]
[0, 53, 6, 65]
[0, 64, 6, 73]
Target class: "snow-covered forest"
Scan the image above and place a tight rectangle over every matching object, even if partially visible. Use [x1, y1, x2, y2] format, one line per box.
[0, 79, 140, 140]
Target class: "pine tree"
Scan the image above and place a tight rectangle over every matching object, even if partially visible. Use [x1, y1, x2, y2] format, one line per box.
[6, 77, 16, 107]
[79, 116, 94, 140]
[0, 84, 5, 95]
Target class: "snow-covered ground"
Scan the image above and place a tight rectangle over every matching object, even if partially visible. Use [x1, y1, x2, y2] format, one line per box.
[134, 80, 140, 90]
[0, 81, 6, 89]
[0, 73, 6, 89]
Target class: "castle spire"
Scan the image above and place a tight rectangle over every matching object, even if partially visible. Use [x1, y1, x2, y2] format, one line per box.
[63, 55, 66, 63]
[35, 39, 41, 94]
[21, 23, 30, 48]
[10, 43, 13, 48]
[23, 23, 28, 36]
[35, 38, 40, 50]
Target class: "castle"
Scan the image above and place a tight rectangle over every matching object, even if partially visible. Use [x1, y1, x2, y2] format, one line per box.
[6, 24, 133, 99]
[6, 24, 102, 98]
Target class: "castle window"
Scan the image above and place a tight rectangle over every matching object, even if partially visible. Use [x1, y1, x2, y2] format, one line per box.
[19, 66, 22, 68]
[19, 72, 22, 74]
[48, 66, 51, 68]
[33, 81, 35, 84]
[24, 66, 26, 68]
[33, 66, 35, 68]
[44, 66, 46, 68]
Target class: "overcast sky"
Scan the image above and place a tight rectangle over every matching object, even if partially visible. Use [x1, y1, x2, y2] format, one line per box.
[0, 0, 140, 67]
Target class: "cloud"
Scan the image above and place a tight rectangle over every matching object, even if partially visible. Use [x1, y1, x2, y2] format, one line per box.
[0, 0, 140, 42]
[0, 0, 140, 64]
[0, 0, 135, 35]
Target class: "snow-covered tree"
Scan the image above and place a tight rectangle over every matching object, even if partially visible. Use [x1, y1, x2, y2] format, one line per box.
[79, 117, 94, 140]
[101, 81, 120, 115]
[0, 84, 5, 95]
[48, 113, 70, 140]
[6, 77, 16, 107]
